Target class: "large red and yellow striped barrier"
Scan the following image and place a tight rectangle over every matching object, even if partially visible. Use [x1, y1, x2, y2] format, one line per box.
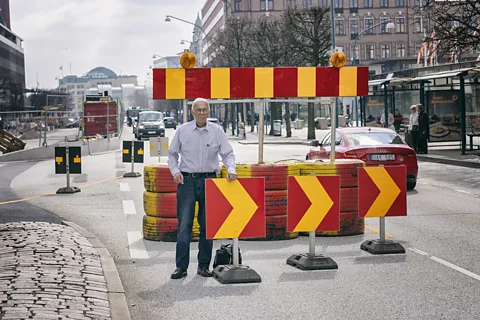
[153, 66, 369, 100]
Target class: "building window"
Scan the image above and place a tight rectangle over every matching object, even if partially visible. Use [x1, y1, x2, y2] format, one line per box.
[351, 44, 360, 62]
[396, 16, 405, 33]
[396, 0, 404, 7]
[414, 15, 428, 33]
[396, 43, 406, 57]
[380, 16, 390, 33]
[414, 0, 427, 7]
[366, 44, 375, 60]
[350, 17, 359, 35]
[234, 0, 242, 11]
[260, 0, 266, 10]
[364, 0, 372, 7]
[335, 18, 345, 35]
[268, 0, 274, 10]
[364, 16, 374, 34]
[349, 0, 358, 7]
[303, 0, 312, 7]
[381, 44, 391, 59]
[335, 0, 343, 8]
[380, 0, 389, 7]
[287, 0, 296, 8]
[319, 0, 329, 6]
[77, 84, 84, 89]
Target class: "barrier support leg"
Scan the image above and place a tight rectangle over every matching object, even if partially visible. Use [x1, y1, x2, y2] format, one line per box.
[286, 232, 338, 270]
[360, 217, 405, 255]
[213, 238, 261, 284]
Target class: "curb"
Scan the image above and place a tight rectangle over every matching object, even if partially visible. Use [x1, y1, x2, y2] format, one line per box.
[63, 221, 131, 320]
[417, 155, 480, 169]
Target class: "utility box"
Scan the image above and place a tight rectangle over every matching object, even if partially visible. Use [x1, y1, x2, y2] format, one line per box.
[273, 120, 282, 136]
[294, 119, 304, 130]
[318, 117, 328, 130]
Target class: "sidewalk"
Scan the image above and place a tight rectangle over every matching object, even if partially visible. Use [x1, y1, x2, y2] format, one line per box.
[227, 126, 330, 145]
[416, 148, 480, 169]
[0, 221, 129, 320]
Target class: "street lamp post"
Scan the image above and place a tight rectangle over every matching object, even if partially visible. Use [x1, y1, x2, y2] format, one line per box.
[352, 20, 395, 127]
[165, 15, 207, 36]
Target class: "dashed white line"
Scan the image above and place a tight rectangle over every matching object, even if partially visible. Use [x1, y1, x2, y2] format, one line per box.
[122, 200, 137, 215]
[119, 183, 130, 192]
[0, 164, 6, 168]
[409, 248, 480, 281]
[127, 231, 149, 259]
[455, 189, 471, 194]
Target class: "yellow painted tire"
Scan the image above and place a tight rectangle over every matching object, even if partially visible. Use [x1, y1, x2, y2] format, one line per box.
[143, 191, 176, 218]
[142, 203, 200, 242]
[299, 159, 364, 188]
[221, 163, 289, 190]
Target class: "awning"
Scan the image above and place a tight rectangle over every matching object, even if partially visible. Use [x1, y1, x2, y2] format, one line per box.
[368, 73, 394, 87]
[411, 67, 475, 82]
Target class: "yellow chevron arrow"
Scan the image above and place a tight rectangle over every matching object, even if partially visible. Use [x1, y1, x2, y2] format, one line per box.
[212, 179, 258, 239]
[364, 167, 400, 218]
[293, 176, 333, 232]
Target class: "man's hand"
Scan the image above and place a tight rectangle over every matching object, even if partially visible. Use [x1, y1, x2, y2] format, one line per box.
[173, 172, 184, 184]
[226, 171, 238, 182]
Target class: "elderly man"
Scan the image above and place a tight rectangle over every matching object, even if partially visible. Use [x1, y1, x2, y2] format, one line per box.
[168, 98, 237, 279]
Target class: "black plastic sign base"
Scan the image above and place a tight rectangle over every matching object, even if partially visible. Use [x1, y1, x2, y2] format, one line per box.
[123, 172, 141, 178]
[56, 187, 81, 194]
[286, 253, 338, 270]
[361, 239, 406, 255]
[213, 265, 261, 284]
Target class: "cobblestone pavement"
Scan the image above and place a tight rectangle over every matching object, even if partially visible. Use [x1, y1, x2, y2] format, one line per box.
[0, 222, 111, 320]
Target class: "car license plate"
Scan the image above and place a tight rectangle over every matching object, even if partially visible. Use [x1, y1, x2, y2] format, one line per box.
[148, 131, 156, 134]
[370, 154, 395, 161]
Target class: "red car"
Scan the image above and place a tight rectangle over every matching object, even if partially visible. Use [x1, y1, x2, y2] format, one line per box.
[307, 127, 418, 190]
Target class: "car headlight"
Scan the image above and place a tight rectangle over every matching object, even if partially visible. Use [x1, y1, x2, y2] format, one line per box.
[139, 124, 145, 129]
[159, 124, 164, 129]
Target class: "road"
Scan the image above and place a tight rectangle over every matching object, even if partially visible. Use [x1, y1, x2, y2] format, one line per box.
[3, 125, 480, 319]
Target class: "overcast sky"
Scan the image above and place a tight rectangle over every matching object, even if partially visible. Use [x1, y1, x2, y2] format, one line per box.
[11, 0, 205, 89]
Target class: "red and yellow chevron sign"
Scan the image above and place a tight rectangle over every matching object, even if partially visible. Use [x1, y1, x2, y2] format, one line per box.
[287, 176, 340, 232]
[153, 66, 369, 100]
[358, 166, 407, 218]
[205, 177, 265, 239]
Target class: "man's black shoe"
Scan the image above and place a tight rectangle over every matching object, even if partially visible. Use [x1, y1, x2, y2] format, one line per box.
[197, 268, 213, 277]
[171, 268, 187, 279]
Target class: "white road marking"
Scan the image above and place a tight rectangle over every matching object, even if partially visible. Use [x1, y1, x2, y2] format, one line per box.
[409, 248, 480, 281]
[0, 164, 6, 168]
[122, 200, 136, 215]
[119, 183, 130, 192]
[455, 189, 471, 194]
[127, 231, 149, 259]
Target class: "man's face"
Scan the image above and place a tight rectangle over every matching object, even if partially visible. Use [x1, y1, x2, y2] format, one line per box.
[192, 101, 209, 122]
[412, 108, 416, 113]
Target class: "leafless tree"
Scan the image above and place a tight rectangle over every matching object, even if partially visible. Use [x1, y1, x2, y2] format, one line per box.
[418, 0, 480, 60]
[282, 6, 332, 139]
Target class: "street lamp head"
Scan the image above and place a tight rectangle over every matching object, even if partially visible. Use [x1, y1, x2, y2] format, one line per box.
[165, 16, 171, 22]
[386, 22, 395, 30]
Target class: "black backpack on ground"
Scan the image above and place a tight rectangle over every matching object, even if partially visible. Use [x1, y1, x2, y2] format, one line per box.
[213, 244, 242, 268]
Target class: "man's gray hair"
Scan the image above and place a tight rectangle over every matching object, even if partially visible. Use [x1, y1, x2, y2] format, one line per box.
[192, 98, 210, 110]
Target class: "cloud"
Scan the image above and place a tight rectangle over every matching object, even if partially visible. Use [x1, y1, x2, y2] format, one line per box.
[11, 0, 205, 89]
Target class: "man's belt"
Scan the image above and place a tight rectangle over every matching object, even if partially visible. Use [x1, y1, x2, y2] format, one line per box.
[181, 172, 216, 179]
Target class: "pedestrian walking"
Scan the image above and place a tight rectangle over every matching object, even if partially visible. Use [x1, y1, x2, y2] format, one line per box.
[417, 103, 429, 154]
[409, 105, 419, 152]
[168, 97, 237, 280]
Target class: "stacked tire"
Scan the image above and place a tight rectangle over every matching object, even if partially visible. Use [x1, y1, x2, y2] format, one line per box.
[298, 159, 365, 236]
[222, 163, 300, 240]
[142, 164, 200, 242]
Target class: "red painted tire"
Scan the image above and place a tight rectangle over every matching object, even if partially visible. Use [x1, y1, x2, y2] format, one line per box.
[143, 191, 177, 218]
[143, 164, 177, 193]
[265, 190, 287, 216]
[340, 187, 358, 213]
[315, 212, 364, 236]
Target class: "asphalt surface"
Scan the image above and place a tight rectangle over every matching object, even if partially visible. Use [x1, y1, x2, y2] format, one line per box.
[4, 125, 480, 319]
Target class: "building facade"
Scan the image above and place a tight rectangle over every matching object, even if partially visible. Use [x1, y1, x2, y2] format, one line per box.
[58, 67, 138, 113]
[0, 0, 25, 112]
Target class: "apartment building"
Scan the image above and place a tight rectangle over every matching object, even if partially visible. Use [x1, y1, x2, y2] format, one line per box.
[201, 0, 433, 74]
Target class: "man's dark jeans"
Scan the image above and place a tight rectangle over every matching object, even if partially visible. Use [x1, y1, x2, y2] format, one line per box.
[176, 174, 214, 270]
